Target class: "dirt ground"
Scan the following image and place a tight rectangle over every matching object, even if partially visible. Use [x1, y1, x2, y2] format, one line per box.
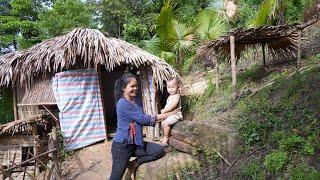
[61, 141, 113, 180]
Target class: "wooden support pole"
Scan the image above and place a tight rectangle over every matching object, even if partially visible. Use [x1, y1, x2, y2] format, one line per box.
[32, 124, 40, 176]
[96, 67, 108, 139]
[230, 35, 238, 99]
[50, 128, 61, 180]
[42, 105, 59, 127]
[215, 60, 220, 92]
[262, 43, 266, 66]
[12, 87, 18, 120]
[297, 30, 302, 69]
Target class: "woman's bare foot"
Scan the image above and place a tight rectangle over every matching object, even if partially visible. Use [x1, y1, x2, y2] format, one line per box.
[128, 160, 138, 180]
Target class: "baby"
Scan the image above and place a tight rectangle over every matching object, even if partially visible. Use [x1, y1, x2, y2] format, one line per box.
[160, 77, 183, 145]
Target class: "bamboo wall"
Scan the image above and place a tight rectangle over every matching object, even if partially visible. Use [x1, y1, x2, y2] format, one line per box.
[140, 66, 160, 139]
[0, 135, 34, 166]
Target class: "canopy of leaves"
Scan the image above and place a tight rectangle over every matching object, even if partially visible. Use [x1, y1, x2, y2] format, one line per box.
[38, 0, 93, 38]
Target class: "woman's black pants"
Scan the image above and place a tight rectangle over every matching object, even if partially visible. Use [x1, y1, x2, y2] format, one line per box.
[109, 141, 165, 180]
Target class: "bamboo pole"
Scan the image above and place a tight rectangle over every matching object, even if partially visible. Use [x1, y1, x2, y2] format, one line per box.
[230, 35, 238, 99]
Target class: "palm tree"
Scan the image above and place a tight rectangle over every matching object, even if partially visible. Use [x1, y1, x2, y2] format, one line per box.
[196, 6, 229, 91]
[197, 10, 227, 41]
[152, 0, 197, 71]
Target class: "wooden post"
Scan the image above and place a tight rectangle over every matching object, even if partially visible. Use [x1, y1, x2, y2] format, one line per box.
[31, 124, 39, 176]
[151, 81, 160, 138]
[230, 35, 238, 99]
[215, 59, 220, 92]
[262, 43, 266, 66]
[12, 87, 18, 120]
[297, 30, 302, 69]
[49, 128, 61, 180]
[96, 67, 108, 140]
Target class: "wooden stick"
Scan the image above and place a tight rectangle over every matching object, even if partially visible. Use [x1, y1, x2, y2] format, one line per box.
[4, 149, 57, 172]
[23, 148, 30, 180]
[0, 166, 15, 180]
[213, 149, 231, 166]
[9, 161, 36, 180]
[224, 154, 241, 173]
[28, 151, 48, 169]
[42, 105, 60, 127]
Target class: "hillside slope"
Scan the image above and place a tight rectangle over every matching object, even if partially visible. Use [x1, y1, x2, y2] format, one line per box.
[182, 58, 320, 179]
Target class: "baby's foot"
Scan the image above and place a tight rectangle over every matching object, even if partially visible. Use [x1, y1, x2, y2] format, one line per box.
[161, 137, 169, 146]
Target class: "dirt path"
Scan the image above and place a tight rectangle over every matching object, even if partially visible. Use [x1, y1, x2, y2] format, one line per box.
[61, 141, 113, 180]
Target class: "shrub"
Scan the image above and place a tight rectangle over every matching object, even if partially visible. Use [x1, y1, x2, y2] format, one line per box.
[289, 164, 320, 180]
[239, 160, 265, 180]
[264, 151, 288, 172]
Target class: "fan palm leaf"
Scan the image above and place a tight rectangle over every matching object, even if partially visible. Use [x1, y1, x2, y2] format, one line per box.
[197, 10, 228, 41]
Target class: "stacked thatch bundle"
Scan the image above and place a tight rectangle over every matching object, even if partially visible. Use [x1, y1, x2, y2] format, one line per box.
[0, 28, 178, 89]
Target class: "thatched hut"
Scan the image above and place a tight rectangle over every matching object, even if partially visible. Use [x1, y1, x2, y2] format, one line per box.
[0, 28, 179, 150]
[197, 17, 318, 98]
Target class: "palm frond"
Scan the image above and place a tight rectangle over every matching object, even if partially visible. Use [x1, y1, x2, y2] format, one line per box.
[197, 10, 228, 41]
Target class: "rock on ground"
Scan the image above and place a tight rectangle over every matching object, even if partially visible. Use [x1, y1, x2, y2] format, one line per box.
[170, 121, 238, 158]
[134, 152, 199, 180]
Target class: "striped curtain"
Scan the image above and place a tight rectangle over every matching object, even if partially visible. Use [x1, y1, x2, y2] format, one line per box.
[52, 69, 106, 150]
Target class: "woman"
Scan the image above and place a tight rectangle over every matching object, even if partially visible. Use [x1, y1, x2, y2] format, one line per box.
[109, 73, 178, 180]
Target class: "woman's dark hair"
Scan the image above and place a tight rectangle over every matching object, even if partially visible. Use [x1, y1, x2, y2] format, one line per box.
[114, 73, 136, 105]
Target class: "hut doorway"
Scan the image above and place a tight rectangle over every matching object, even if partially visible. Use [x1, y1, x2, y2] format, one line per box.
[99, 66, 123, 136]
[99, 66, 143, 137]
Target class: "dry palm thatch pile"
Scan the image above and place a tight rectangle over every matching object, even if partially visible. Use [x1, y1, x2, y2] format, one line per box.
[0, 28, 179, 89]
[197, 17, 318, 64]
[0, 115, 44, 135]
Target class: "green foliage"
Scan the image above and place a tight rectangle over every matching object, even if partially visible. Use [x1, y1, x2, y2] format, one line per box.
[0, 0, 42, 49]
[264, 151, 288, 172]
[123, 17, 151, 46]
[0, 89, 14, 125]
[279, 135, 314, 155]
[38, 0, 93, 38]
[203, 148, 221, 165]
[247, 0, 278, 27]
[196, 9, 227, 41]
[57, 129, 73, 159]
[289, 164, 320, 180]
[239, 159, 265, 180]
[153, 0, 198, 70]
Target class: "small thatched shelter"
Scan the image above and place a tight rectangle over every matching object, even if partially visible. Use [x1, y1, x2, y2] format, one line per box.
[197, 17, 318, 98]
[0, 114, 53, 178]
[0, 28, 179, 145]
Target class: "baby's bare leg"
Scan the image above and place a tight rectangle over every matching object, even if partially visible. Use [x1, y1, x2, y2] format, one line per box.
[162, 121, 171, 144]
